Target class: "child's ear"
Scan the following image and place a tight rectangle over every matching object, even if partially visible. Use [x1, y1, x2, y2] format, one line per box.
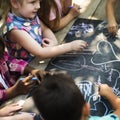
[10, 0, 20, 9]
[82, 103, 90, 116]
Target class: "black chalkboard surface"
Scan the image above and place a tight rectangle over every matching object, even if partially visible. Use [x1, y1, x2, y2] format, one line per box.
[45, 18, 120, 116]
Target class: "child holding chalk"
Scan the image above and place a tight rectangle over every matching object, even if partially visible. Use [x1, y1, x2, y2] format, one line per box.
[38, 0, 81, 32]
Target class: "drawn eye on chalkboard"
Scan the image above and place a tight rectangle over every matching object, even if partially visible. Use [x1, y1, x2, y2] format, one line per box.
[91, 41, 120, 65]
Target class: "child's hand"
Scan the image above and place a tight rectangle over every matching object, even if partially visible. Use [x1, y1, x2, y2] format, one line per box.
[69, 3, 81, 18]
[14, 75, 35, 95]
[0, 103, 22, 116]
[107, 20, 118, 36]
[99, 84, 113, 98]
[31, 69, 47, 82]
[70, 40, 88, 51]
[9, 112, 34, 120]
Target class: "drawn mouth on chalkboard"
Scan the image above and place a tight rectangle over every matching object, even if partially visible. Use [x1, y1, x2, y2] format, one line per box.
[91, 41, 120, 65]
[50, 55, 86, 71]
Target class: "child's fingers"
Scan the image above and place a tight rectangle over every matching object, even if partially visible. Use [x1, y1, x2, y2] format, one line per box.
[77, 40, 88, 47]
[72, 3, 81, 10]
[24, 79, 35, 86]
[10, 105, 23, 112]
[22, 75, 33, 83]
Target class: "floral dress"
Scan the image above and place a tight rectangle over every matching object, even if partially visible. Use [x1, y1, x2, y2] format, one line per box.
[0, 52, 28, 104]
[3, 12, 42, 62]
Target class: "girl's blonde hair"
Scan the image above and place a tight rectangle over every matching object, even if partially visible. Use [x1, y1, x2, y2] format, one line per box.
[8, 0, 23, 6]
[0, 0, 9, 35]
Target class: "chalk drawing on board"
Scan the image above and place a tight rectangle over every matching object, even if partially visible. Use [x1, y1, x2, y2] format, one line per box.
[68, 23, 94, 38]
[91, 41, 120, 65]
[49, 54, 105, 72]
[96, 20, 120, 41]
[75, 75, 120, 116]
[49, 40, 120, 73]
[50, 55, 86, 71]
[46, 19, 120, 116]
[75, 81, 110, 115]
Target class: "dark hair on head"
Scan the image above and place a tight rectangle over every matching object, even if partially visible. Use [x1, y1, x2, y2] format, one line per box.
[33, 72, 85, 120]
[0, 36, 5, 53]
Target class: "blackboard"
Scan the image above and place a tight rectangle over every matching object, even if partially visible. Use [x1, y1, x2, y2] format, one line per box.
[45, 18, 120, 116]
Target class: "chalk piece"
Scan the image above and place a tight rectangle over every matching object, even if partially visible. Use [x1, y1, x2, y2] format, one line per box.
[19, 77, 38, 81]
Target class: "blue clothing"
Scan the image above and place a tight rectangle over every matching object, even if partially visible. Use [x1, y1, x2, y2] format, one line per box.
[33, 113, 119, 120]
[3, 12, 42, 62]
[89, 114, 119, 120]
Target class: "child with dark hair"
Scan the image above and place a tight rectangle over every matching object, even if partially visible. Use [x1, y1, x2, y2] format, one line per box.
[33, 72, 120, 120]
[0, 36, 45, 104]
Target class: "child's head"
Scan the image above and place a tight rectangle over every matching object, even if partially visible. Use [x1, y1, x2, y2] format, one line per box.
[9, 0, 40, 19]
[0, 36, 5, 59]
[33, 72, 89, 120]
